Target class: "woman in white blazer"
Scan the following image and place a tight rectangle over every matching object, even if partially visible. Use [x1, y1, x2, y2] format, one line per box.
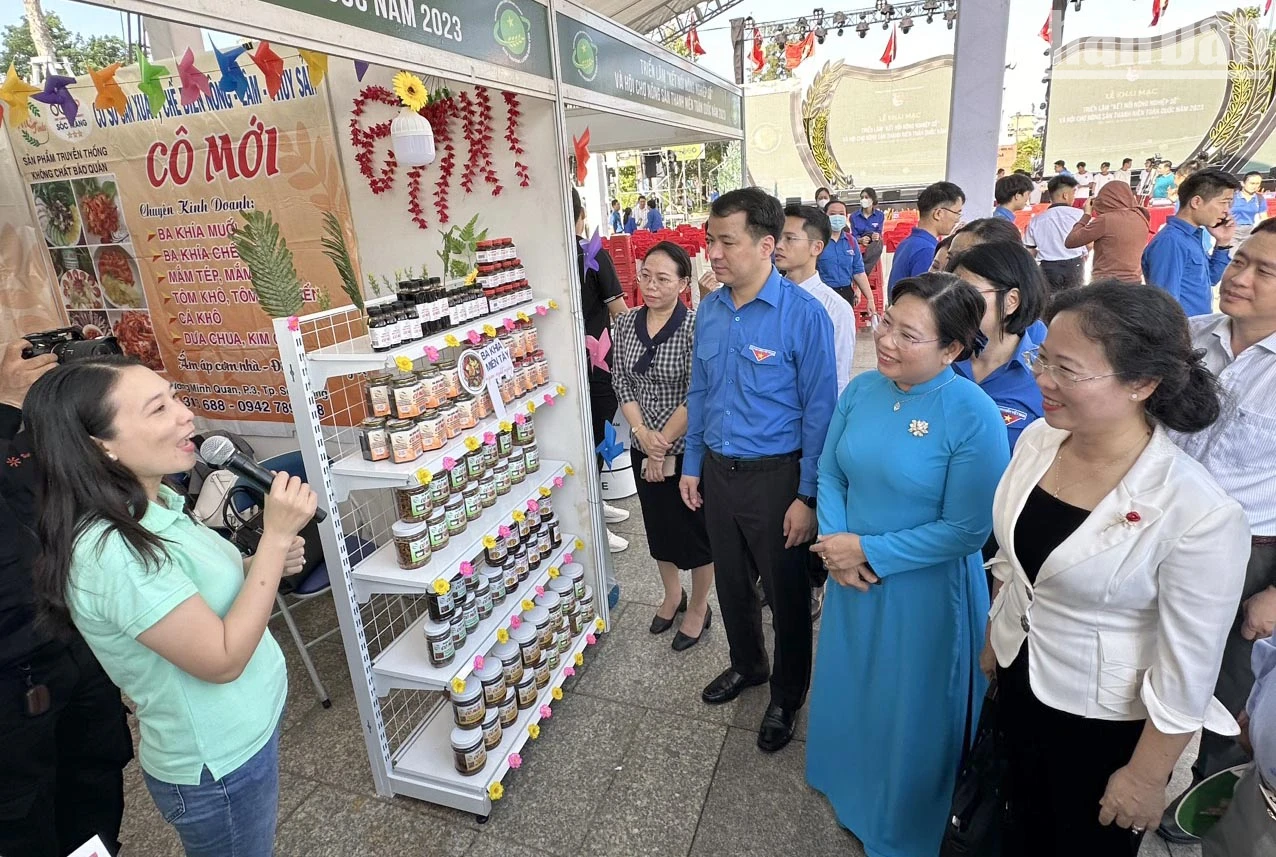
[981, 283, 1251, 856]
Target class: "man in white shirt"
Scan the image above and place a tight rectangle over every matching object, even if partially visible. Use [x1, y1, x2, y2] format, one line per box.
[1113, 157, 1134, 188]
[1024, 174, 1087, 293]
[1161, 218, 1276, 844]
[776, 204, 856, 394]
[1073, 161, 1094, 202]
[1092, 161, 1115, 195]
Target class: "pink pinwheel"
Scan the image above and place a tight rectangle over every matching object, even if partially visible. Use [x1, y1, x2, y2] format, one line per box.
[585, 329, 611, 373]
[177, 48, 212, 107]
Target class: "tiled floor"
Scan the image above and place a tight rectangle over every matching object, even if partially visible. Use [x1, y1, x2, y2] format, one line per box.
[117, 336, 1202, 856]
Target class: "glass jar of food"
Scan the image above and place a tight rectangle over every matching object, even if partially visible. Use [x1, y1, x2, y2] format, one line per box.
[428, 472, 450, 505]
[416, 409, 446, 452]
[498, 685, 518, 728]
[394, 483, 432, 524]
[516, 510, 530, 541]
[438, 359, 461, 400]
[455, 392, 478, 431]
[385, 419, 420, 464]
[359, 417, 390, 462]
[492, 639, 523, 686]
[391, 520, 430, 571]
[524, 605, 553, 651]
[533, 351, 549, 387]
[566, 562, 586, 601]
[364, 372, 392, 418]
[513, 544, 529, 583]
[502, 556, 519, 594]
[465, 450, 486, 481]
[478, 471, 497, 508]
[514, 414, 535, 445]
[523, 320, 538, 353]
[524, 442, 540, 474]
[548, 576, 576, 616]
[450, 612, 467, 649]
[450, 725, 486, 776]
[526, 533, 542, 573]
[485, 536, 507, 568]
[451, 675, 485, 727]
[532, 653, 550, 690]
[425, 575, 455, 622]
[525, 504, 541, 531]
[427, 507, 449, 552]
[535, 589, 562, 632]
[555, 625, 572, 655]
[497, 427, 513, 458]
[444, 497, 467, 537]
[438, 402, 460, 440]
[462, 482, 482, 522]
[418, 365, 447, 409]
[580, 585, 595, 624]
[447, 460, 468, 493]
[546, 513, 562, 550]
[511, 622, 540, 668]
[509, 451, 527, 485]
[481, 438, 498, 470]
[536, 527, 553, 562]
[484, 565, 506, 605]
[392, 375, 421, 420]
[515, 671, 537, 711]
[481, 706, 502, 751]
[518, 360, 536, 395]
[474, 390, 492, 420]
[462, 591, 479, 633]
[475, 577, 493, 620]
[423, 617, 455, 667]
[493, 463, 511, 495]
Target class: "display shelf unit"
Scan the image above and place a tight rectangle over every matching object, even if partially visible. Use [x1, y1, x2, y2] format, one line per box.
[303, 298, 546, 386]
[393, 625, 596, 804]
[371, 535, 578, 696]
[273, 297, 608, 818]
[350, 461, 571, 603]
[328, 380, 568, 500]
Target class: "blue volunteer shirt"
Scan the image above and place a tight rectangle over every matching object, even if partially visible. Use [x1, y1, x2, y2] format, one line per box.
[993, 206, 1016, 222]
[816, 231, 866, 289]
[888, 228, 940, 294]
[851, 209, 886, 241]
[609, 210, 623, 234]
[1141, 216, 1231, 317]
[1152, 174, 1175, 200]
[645, 208, 664, 232]
[623, 216, 637, 234]
[1232, 192, 1266, 227]
[953, 319, 1045, 452]
[683, 267, 837, 496]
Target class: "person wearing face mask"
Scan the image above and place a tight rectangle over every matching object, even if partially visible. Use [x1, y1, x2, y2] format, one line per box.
[815, 187, 832, 207]
[851, 188, 886, 277]
[25, 358, 318, 857]
[817, 199, 876, 312]
[1142, 168, 1239, 318]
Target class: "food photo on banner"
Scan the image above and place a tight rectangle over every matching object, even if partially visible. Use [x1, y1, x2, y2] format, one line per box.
[5, 43, 359, 422]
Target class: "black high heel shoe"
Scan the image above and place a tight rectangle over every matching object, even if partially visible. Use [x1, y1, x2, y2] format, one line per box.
[672, 606, 711, 652]
[649, 589, 688, 634]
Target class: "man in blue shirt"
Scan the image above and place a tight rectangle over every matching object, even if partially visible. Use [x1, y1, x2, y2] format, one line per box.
[645, 197, 664, 232]
[888, 181, 965, 296]
[818, 199, 876, 311]
[681, 187, 836, 752]
[1142, 168, 1239, 317]
[1052, 159, 1072, 178]
[1232, 171, 1267, 243]
[608, 198, 622, 235]
[993, 173, 1033, 223]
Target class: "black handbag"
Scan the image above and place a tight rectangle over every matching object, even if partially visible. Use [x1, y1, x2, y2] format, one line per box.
[222, 485, 324, 594]
[940, 683, 1011, 857]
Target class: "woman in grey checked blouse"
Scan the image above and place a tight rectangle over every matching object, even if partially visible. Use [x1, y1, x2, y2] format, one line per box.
[612, 242, 715, 651]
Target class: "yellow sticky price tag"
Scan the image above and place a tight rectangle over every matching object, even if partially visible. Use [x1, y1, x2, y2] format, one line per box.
[573, 652, 584, 667]
[415, 468, 431, 486]
[433, 578, 451, 595]
[552, 687, 563, 701]
[547, 299, 559, 310]
[464, 436, 480, 452]
[555, 384, 566, 397]
[574, 538, 584, 551]
[488, 782, 504, 801]
[482, 324, 496, 337]
[444, 334, 460, 348]
[394, 355, 415, 372]
[595, 618, 606, 632]
[528, 724, 540, 740]
[539, 487, 551, 498]
[512, 510, 525, 523]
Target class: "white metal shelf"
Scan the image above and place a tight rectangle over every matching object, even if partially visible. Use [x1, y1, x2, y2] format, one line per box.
[392, 625, 596, 800]
[304, 297, 550, 386]
[371, 536, 577, 696]
[329, 380, 567, 501]
[349, 461, 571, 603]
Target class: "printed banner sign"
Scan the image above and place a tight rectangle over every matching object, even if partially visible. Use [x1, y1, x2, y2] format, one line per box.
[6, 46, 358, 422]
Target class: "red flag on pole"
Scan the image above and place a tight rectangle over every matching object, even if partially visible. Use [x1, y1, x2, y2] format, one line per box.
[1150, 0, 1169, 26]
[880, 25, 898, 67]
[784, 32, 816, 71]
[751, 28, 765, 74]
[685, 26, 706, 57]
[1040, 14, 1052, 44]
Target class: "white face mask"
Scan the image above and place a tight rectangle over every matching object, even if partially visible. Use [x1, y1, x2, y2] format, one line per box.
[860, 199, 872, 209]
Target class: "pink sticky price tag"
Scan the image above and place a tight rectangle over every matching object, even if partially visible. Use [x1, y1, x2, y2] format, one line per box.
[543, 394, 554, 406]
[527, 499, 539, 512]
[535, 585, 545, 596]
[473, 655, 485, 671]
[508, 753, 523, 769]
[509, 615, 522, 629]
[539, 704, 552, 719]
[514, 413, 526, 425]
[586, 633, 597, 645]
[563, 666, 576, 677]
[563, 553, 573, 564]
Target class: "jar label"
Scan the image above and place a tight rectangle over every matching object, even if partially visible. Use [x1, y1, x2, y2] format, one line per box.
[390, 428, 419, 464]
[428, 520, 449, 548]
[517, 682, 537, 707]
[482, 720, 502, 750]
[367, 385, 391, 417]
[454, 698, 484, 727]
[499, 699, 518, 727]
[361, 429, 389, 462]
[453, 745, 486, 774]
[429, 636, 455, 663]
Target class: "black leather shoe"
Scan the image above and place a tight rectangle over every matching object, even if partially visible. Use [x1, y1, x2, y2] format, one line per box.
[672, 606, 711, 652]
[649, 589, 688, 634]
[701, 668, 768, 705]
[757, 703, 797, 753]
[1156, 789, 1197, 844]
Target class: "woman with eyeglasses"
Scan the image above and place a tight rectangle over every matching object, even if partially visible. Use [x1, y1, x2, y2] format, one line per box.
[948, 240, 1048, 451]
[806, 273, 1010, 855]
[982, 283, 1250, 856]
[611, 242, 714, 650]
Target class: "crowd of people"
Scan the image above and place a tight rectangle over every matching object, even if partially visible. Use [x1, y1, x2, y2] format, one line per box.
[592, 169, 1276, 857]
[3, 157, 1275, 857]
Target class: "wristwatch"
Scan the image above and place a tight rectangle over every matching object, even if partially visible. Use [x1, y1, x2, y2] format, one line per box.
[797, 494, 816, 509]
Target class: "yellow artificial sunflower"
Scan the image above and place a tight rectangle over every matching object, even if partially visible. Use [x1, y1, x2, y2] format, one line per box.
[433, 578, 451, 596]
[393, 71, 429, 112]
[466, 268, 479, 285]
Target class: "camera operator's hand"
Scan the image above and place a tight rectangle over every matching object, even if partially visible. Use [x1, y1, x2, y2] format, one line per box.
[0, 340, 58, 409]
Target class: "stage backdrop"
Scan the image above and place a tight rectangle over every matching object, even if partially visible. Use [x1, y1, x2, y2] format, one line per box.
[3, 45, 358, 422]
[744, 57, 953, 196]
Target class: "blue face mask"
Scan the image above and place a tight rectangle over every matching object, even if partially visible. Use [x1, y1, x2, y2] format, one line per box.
[829, 214, 848, 232]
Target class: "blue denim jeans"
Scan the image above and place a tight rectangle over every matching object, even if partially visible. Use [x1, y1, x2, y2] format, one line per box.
[142, 724, 280, 857]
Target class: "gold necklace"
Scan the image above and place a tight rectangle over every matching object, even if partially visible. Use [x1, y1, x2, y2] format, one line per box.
[1050, 431, 1151, 499]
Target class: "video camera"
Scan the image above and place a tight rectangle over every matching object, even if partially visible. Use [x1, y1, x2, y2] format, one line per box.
[22, 327, 123, 363]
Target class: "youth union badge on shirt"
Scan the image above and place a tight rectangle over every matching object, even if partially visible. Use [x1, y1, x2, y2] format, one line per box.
[1000, 407, 1028, 427]
[748, 345, 777, 363]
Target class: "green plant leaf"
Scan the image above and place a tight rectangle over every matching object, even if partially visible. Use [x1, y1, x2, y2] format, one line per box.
[231, 210, 303, 318]
[320, 211, 363, 310]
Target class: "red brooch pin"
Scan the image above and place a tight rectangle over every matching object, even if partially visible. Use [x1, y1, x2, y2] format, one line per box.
[1124, 511, 1141, 524]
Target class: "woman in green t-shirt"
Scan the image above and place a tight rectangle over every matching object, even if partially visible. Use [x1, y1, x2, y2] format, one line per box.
[26, 357, 317, 857]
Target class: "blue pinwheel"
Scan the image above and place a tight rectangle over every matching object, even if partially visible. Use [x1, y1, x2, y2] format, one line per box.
[595, 421, 625, 471]
[213, 44, 250, 103]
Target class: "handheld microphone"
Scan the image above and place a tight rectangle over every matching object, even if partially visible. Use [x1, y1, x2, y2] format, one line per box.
[195, 435, 327, 522]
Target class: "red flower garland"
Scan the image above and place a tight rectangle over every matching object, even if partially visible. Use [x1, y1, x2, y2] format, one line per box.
[503, 91, 531, 188]
[421, 96, 457, 226]
[458, 91, 480, 195]
[349, 86, 401, 195]
[406, 166, 428, 230]
[475, 86, 503, 197]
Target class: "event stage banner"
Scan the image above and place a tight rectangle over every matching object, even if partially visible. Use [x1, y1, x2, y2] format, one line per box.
[5, 46, 357, 422]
